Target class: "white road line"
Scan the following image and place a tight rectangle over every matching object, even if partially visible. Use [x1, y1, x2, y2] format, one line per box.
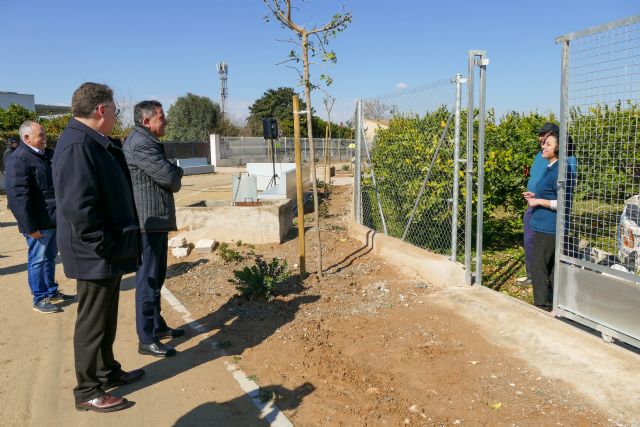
[160, 286, 294, 427]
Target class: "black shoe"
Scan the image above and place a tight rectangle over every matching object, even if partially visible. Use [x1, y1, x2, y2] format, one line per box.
[138, 341, 176, 357]
[104, 369, 145, 388]
[156, 328, 186, 339]
[49, 291, 76, 304]
[33, 298, 62, 314]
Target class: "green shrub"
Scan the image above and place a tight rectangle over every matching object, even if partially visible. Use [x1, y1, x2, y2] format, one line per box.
[218, 242, 243, 263]
[230, 257, 290, 300]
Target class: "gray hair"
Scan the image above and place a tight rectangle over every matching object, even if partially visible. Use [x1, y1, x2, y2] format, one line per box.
[72, 82, 114, 118]
[134, 100, 163, 126]
[19, 120, 38, 140]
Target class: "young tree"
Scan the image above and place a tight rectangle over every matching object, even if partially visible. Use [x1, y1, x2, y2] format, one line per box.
[264, 0, 351, 277]
[165, 93, 220, 141]
[322, 92, 335, 189]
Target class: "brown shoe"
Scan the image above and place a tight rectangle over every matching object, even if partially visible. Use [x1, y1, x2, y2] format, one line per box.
[75, 394, 130, 413]
[104, 369, 145, 388]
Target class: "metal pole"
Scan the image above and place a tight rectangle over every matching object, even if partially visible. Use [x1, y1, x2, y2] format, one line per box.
[354, 101, 363, 223]
[553, 40, 571, 312]
[293, 96, 306, 277]
[451, 73, 463, 262]
[361, 119, 388, 235]
[475, 52, 488, 288]
[465, 52, 476, 285]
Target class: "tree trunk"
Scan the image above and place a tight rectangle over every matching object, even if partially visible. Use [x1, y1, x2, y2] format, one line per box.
[302, 31, 323, 277]
[326, 109, 332, 191]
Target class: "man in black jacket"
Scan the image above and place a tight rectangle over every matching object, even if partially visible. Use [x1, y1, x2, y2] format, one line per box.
[2, 136, 19, 172]
[53, 82, 144, 413]
[5, 121, 74, 313]
[124, 100, 184, 357]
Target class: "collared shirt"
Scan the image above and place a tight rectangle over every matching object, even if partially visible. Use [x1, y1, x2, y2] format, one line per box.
[25, 143, 45, 155]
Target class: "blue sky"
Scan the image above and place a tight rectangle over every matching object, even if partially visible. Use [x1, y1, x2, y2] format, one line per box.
[1, 1, 638, 124]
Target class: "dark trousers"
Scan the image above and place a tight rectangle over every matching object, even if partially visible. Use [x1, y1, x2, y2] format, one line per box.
[74, 276, 123, 403]
[135, 232, 169, 344]
[531, 232, 556, 309]
[523, 207, 535, 278]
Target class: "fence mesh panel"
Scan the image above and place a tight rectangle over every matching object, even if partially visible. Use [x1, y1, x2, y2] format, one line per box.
[219, 136, 354, 165]
[357, 79, 465, 258]
[564, 20, 640, 278]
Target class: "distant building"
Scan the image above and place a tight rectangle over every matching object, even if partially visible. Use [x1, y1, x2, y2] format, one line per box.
[0, 91, 35, 111]
[0, 91, 70, 117]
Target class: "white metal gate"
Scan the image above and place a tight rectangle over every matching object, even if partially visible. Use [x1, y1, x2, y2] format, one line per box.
[555, 15, 640, 347]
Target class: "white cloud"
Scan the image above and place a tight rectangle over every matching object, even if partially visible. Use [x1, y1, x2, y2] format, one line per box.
[395, 82, 408, 89]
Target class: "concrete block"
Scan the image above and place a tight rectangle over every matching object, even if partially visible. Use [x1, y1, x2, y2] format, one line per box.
[176, 199, 293, 244]
[172, 246, 191, 258]
[169, 236, 187, 248]
[195, 239, 216, 254]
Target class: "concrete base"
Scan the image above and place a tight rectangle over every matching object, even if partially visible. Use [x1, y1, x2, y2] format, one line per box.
[182, 165, 215, 176]
[246, 162, 311, 202]
[176, 158, 215, 176]
[176, 199, 292, 244]
[348, 222, 465, 288]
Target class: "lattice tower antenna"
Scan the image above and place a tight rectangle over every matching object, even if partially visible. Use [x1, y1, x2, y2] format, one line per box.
[217, 62, 228, 121]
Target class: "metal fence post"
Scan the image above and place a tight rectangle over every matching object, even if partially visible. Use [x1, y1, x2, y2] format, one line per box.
[475, 52, 488, 288]
[554, 39, 571, 312]
[451, 73, 463, 262]
[465, 53, 476, 285]
[354, 101, 362, 223]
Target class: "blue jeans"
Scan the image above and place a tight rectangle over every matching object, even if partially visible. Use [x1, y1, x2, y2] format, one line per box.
[135, 232, 169, 344]
[24, 228, 58, 304]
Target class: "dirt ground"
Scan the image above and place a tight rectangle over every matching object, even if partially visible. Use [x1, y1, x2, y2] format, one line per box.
[165, 184, 614, 426]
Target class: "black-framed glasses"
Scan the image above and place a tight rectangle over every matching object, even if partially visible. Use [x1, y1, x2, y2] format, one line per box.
[99, 105, 120, 118]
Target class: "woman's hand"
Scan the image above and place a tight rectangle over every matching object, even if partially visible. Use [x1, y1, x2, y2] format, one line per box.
[528, 198, 541, 207]
[522, 191, 535, 200]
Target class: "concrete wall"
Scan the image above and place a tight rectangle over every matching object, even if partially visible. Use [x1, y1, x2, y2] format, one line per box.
[176, 199, 292, 244]
[246, 162, 311, 202]
[348, 222, 465, 288]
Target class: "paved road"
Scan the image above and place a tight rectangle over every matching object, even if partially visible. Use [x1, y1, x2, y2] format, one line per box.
[0, 188, 283, 426]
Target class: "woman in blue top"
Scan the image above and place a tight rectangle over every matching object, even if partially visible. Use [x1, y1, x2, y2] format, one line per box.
[523, 132, 574, 311]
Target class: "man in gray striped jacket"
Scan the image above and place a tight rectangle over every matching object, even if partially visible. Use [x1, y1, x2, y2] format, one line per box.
[123, 100, 185, 358]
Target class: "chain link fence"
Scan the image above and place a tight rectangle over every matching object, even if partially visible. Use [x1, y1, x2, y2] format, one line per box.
[219, 136, 354, 165]
[355, 77, 466, 260]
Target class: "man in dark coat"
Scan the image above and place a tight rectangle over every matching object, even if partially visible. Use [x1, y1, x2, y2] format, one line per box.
[53, 82, 144, 413]
[2, 136, 19, 172]
[123, 100, 184, 358]
[5, 121, 74, 313]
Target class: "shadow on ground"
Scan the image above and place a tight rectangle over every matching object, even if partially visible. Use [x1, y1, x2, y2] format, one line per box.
[112, 280, 319, 398]
[173, 382, 315, 426]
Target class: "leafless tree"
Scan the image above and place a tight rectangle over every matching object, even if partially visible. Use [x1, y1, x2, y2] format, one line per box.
[264, 0, 351, 277]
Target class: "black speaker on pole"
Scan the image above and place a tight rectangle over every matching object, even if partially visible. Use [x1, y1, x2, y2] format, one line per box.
[262, 118, 278, 140]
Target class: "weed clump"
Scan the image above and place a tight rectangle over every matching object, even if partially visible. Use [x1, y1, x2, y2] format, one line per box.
[230, 257, 289, 300]
[218, 242, 243, 263]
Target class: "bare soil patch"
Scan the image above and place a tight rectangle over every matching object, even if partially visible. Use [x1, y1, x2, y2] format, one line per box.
[165, 185, 611, 426]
